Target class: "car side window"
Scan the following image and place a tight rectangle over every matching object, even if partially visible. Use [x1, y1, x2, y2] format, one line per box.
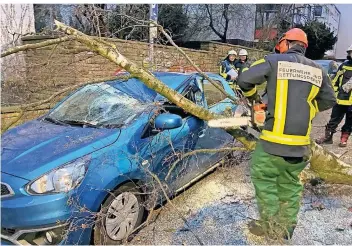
[203, 80, 227, 106]
[141, 86, 199, 139]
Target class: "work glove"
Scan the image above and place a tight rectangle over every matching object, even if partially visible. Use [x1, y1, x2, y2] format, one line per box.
[342, 78, 352, 93]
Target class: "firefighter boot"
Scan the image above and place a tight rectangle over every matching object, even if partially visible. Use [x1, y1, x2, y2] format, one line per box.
[316, 129, 334, 144]
[339, 132, 350, 147]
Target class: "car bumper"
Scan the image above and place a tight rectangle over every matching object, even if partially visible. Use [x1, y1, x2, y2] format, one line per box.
[1, 192, 72, 245]
[1, 223, 69, 245]
[1, 171, 89, 245]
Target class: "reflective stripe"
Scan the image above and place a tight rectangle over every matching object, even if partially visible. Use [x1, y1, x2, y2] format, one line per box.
[306, 85, 320, 136]
[343, 65, 352, 71]
[332, 69, 344, 87]
[260, 130, 310, 146]
[242, 67, 249, 72]
[313, 100, 319, 112]
[260, 79, 311, 146]
[337, 98, 352, 105]
[335, 69, 352, 105]
[243, 86, 257, 97]
[273, 79, 288, 134]
[219, 65, 227, 79]
[250, 59, 265, 67]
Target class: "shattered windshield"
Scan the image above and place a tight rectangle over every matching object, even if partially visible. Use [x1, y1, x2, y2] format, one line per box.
[46, 83, 148, 127]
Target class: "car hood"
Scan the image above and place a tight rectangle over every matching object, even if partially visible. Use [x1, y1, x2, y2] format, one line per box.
[1, 120, 120, 180]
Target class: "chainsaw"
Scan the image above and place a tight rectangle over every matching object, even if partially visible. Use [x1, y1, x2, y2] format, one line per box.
[208, 89, 267, 139]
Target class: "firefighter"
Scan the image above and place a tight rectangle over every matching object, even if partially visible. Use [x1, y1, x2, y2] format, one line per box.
[237, 28, 336, 240]
[219, 50, 238, 90]
[235, 49, 251, 75]
[316, 44, 352, 147]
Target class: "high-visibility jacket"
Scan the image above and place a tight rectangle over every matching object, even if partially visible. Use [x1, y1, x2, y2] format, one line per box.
[234, 60, 251, 76]
[219, 59, 239, 90]
[238, 46, 336, 157]
[332, 60, 352, 106]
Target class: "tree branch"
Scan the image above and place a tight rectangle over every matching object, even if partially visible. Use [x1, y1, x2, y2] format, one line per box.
[156, 22, 242, 105]
[54, 19, 219, 122]
[1, 76, 122, 133]
[205, 5, 225, 42]
[223, 4, 230, 40]
[1, 35, 74, 58]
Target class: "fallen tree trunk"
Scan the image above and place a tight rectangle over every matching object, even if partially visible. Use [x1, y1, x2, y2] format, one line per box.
[309, 142, 352, 184]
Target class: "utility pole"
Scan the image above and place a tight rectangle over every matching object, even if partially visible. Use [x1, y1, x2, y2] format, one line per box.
[149, 4, 158, 71]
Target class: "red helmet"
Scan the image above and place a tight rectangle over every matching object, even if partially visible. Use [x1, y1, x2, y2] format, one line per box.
[275, 28, 308, 54]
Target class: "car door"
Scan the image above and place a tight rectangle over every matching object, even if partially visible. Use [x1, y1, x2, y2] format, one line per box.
[138, 82, 206, 192]
[140, 115, 204, 190]
[189, 76, 239, 172]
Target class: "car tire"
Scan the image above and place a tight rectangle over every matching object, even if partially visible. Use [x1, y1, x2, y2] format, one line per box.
[93, 182, 145, 245]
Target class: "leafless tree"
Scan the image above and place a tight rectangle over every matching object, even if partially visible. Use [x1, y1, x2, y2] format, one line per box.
[184, 4, 256, 43]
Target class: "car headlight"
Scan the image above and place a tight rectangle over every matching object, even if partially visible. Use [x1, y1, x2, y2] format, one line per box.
[27, 155, 91, 195]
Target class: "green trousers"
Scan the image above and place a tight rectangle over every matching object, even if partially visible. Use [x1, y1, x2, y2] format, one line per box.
[250, 142, 308, 237]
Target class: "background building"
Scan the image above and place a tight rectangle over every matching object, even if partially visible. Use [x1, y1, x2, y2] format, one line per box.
[335, 4, 352, 60]
[293, 4, 340, 56]
[254, 4, 341, 56]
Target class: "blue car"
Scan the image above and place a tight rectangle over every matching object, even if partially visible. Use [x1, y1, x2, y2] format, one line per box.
[1, 72, 242, 245]
[314, 60, 339, 77]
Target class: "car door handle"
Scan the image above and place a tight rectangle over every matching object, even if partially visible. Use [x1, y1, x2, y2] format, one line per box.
[198, 129, 206, 138]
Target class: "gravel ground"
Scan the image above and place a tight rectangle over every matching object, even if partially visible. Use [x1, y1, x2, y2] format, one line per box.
[128, 110, 352, 245]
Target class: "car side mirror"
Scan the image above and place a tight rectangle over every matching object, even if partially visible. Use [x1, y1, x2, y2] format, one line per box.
[155, 113, 182, 130]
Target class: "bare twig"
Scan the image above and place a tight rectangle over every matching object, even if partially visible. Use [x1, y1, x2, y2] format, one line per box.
[1, 36, 74, 58]
[1, 76, 125, 132]
[156, 21, 241, 105]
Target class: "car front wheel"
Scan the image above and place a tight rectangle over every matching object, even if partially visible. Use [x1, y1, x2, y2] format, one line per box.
[93, 182, 145, 245]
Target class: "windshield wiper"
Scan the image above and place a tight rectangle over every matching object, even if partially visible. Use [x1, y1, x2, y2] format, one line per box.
[61, 120, 100, 128]
[43, 117, 69, 126]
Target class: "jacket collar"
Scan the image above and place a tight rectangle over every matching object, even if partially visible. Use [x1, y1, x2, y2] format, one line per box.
[285, 45, 306, 55]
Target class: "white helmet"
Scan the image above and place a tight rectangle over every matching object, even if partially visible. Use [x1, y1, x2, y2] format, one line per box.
[239, 49, 248, 56]
[228, 50, 237, 56]
[347, 44, 352, 52]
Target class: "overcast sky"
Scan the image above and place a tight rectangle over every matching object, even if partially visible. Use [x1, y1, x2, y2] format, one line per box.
[335, 4, 352, 59]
